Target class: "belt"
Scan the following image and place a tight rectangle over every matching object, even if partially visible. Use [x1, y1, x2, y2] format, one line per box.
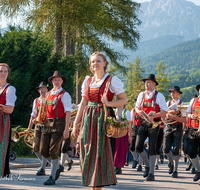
[46, 118, 56, 123]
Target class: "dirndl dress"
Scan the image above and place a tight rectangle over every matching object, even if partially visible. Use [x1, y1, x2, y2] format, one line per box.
[79, 75, 117, 187]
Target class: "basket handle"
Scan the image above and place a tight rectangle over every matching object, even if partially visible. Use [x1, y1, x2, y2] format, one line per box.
[103, 76, 112, 121]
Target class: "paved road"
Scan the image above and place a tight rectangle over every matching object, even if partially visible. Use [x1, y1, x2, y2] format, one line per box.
[0, 157, 200, 190]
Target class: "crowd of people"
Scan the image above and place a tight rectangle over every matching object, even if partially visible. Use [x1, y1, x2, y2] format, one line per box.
[1, 51, 200, 189]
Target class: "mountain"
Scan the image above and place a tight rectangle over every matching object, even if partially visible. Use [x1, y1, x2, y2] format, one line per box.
[138, 0, 200, 41]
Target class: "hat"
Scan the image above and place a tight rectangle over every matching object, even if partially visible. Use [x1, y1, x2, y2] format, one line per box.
[48, 70, 66, 83]
[196, 84, 200, 91]
[36, 81, 50, 91]
[169, 86, 182, 94]
[142, 74, 158, 86]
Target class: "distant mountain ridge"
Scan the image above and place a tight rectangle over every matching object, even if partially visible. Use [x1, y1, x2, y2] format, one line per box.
[138, 0, 200, 41]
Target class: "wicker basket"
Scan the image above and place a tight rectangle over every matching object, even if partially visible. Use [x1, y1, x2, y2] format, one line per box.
[104, 120, 128, 138]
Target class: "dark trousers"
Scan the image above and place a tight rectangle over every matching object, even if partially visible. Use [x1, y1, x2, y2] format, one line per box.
[183, 128, 200, 159]
[129, 125, 139, 152]
[40, 118, 65, 160]
[163, 124, 183, 156]
[135, 119, 160, 156]
[33, 125, 42, 153]
[61, 136, 70, 153]
[156, 128, 163, 155]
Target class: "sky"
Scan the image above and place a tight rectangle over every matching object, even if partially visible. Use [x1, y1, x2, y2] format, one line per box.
[1, 0, 200, 28]
[135, 0, 200, 5]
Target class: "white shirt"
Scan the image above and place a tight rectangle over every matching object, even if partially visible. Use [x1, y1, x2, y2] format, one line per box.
[0, 84, 17, 106]
[135, 89, 168, 112]
[81, 73, 125, 97]
[115, 108, 131, 121]
[186, 97, 200, 114]
[31, 97, 45, 117]
[167, 98, 186, 116]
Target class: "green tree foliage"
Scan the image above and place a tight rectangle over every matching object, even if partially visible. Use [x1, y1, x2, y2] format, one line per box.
[125, 56, 144, 110]
[155, 61, 170, 99]
[0, 26, 76, 126]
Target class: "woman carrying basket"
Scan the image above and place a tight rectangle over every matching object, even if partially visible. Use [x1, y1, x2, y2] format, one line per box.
[73, 52, 127, 189]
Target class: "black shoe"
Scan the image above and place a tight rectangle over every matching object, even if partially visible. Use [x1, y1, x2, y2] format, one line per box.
[186, 162, 192, 171]
[169, 165, 174, 174]
[160, 159, 164, 164]
[43, 176, 55, 185]
[59, 165, 64, 172]
[55, 166, 61, 181]
[143, 167, 150, 178]
[193, 171, 200, 181]
[67, 160, 73, 171]
[36, 168, 45, 176]
[184, 157, 187, 163]
[155, 165, 159, 170]
[146, 173, 155, 181]
[137, 165, 142, 171]
[125, 161, 129, 166]
[132, 160, 138, 169]
[172, 171, 178, 178]
[191, 167, 196, 174]
[115, 167, 122, 174]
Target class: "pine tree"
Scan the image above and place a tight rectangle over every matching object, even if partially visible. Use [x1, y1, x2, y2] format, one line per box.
[155, 61, 170, 99]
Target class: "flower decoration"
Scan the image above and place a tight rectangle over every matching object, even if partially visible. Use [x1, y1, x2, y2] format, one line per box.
[107, 116, 128, 128]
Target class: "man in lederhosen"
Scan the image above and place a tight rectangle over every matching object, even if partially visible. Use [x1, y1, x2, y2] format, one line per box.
[27, 82, 50, 175]
[185, 84, 200, 184]
[135, 74, 168, 181]
[40, 71, 71, 185]
[163, 86, 186, 178]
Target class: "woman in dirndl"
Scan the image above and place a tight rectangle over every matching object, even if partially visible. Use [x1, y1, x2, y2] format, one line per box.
[73, 52, 127, 189]
[0, 63, 17, 178]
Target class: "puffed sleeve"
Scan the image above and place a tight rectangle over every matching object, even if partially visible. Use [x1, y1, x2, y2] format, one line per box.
[81, 76, 90, 97]
[109, 76, 125, 95]
[61, 92, 72, 113]
[6, 86, 17, 106]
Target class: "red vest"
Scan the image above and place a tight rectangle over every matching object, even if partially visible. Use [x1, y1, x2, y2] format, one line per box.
[46, 90, 66, 118]
[191, 98, 200, 129]
[132, 108, 141, 126]
[35, 98, 46, 122]
[0, 84, 10, 105]
[141, 91, 160, 120]
[168, 100, 183, 125]
[85, 76, 114, 103]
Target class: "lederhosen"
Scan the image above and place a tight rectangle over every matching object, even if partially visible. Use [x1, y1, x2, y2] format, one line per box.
[135, 91, 161, 156]
[33, 98, 45, 153]
[163, 100, 183, 156]
[129, 108, 141, 152]
[0, 84, 11, 177]
[40, 90, 66, 160]
[183, 98, 200, 158]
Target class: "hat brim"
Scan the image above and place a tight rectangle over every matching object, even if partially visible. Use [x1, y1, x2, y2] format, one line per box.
[143, 78, 158, 86]
[36, 86, 50, 91]
[196, 84, 200, 91]
[48, 76, 66, 83]
[169, 89, 182, 94]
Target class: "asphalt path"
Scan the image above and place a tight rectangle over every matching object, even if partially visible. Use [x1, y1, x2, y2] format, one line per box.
[0, 157, 199, 190]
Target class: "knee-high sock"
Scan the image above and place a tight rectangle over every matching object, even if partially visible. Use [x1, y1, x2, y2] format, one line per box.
[149, 155, 156, 175]
[166, 152, 173, 165]
[191, 156, 200, 172]
[41, 157, 48, 170]
[46, 157, 51, 163]
[35, 152, 42, 162]
[174, 155, 179, 172]
[139, 155, 142, 166]
[61, 153, 67, 166]
[139, 151, 149, 167]
[50, 159, 59, 180]
[131, 151, 138, 161]
[65, 154, 71, 163]
[155, 155, 160, 166]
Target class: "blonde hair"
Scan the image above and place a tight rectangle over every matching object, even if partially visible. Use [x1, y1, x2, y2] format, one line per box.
[89, 52, 109, 74]
[0, 63, 10, 72]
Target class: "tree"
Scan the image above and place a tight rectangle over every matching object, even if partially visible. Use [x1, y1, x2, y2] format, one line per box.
[125, 56, 145, 110]
[0, 0, 141, 103]
[155, 61, 170, 99]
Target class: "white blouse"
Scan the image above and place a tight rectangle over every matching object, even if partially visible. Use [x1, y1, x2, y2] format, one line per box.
[0, 84, 17, 106]
[81, 73, 125, 97]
